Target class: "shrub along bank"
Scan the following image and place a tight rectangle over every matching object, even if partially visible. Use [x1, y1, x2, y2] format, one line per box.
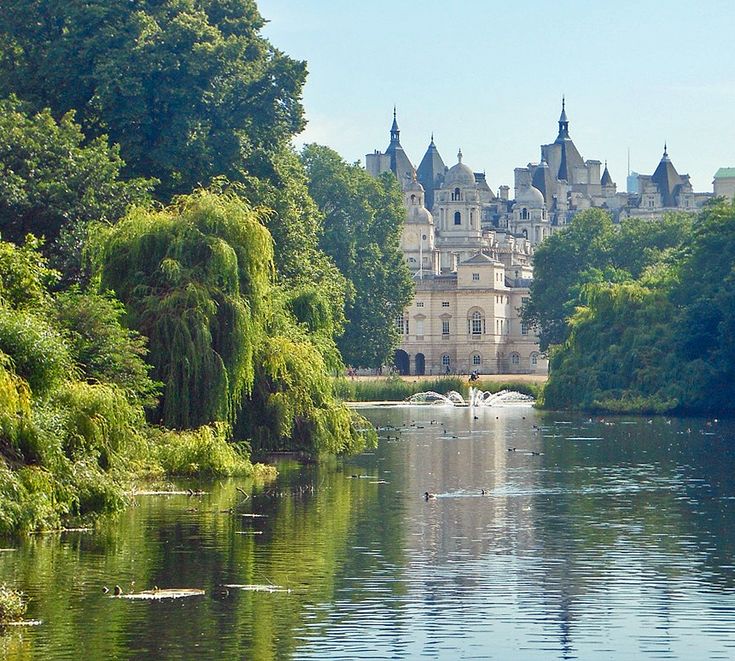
[335, 376, 541, 402]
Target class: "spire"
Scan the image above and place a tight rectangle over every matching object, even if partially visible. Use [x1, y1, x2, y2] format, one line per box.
[662, 142, 670, 162]
[601, 161, 614, 187]
[390, 106, 400, 144]
[557, 96, 570, 141]
[430, 132, 434, 145]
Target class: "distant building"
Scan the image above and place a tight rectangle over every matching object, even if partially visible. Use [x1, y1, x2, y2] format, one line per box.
[714, 167, 735, 200]
[365, 101, 714, 374]
[367, 113, 544, 376]
[622, 145, 712, 219]
[627, 171, 640, 194]
[513, 101, 712, 223]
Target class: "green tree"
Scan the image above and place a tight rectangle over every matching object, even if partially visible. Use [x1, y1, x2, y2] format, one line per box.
[0, 96, 153, 248]
[53, 288, 160, 408]
[0, 235, 59, 310]
[523, 209, 616, 350]
[524, 209, 691, 352]
[301, 145, 414, 368]
[0, 1, 306, 200]
[97, 190, 273, 429]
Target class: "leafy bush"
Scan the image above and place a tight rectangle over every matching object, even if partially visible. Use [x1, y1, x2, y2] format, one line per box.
[0, 308, 72, 396]
[150, 423, 253, 477]
[53, 288, 160, 407]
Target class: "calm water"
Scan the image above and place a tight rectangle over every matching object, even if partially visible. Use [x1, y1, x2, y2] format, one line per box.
[2, 404, 735, 660]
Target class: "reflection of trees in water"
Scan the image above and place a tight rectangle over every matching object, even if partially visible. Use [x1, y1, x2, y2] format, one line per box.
[1, 469, 401, 659]
[4, 410, 735, 658]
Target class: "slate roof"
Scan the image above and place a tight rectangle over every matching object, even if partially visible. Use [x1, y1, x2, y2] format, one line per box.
[557, 138, 584, 182]
[601, 162, 614, 186]
[417, 136, 446, 209]
[651, 147, 682, 207]
[461, 252, 498, 265]
[385, 113, 415, 184]
[532, 161, 553, 202]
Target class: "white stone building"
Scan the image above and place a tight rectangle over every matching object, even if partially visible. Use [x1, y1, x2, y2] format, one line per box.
[367, 113, 545, 376]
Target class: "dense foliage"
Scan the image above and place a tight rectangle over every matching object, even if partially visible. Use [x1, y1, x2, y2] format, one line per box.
[0, 0, 389, 535]
[0, 0, 306, 200]
[97, 190, 375, 454]
[539, 202, 735, 414]
[524, 209, 691, 351]
[0, 96, 153, 280]
[0, 237, 265, 535]
[302, 145, 414, 368]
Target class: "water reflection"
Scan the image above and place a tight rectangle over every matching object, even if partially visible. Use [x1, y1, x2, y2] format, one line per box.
[2, 406, 735, 659]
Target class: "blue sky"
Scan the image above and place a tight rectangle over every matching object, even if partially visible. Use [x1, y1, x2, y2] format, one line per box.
[260, 0, 735, 192]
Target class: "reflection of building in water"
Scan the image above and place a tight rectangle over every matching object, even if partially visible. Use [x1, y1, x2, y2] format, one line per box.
[396, 407, 539, 564]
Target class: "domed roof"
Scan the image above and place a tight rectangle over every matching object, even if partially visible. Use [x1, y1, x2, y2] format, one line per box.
[444, 149, 476, 188]
[407, 206, 433, 224]
[515, 185, 545, 208]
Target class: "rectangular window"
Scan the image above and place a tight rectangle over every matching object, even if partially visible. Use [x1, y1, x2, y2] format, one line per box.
[416, 319, 424, 336]
[442, 301, 450, 308]
[472, 273, 480, 281]
[416, 301, 424, 308]
[442, 320, 450, 335]
[521, 322, 529, 335]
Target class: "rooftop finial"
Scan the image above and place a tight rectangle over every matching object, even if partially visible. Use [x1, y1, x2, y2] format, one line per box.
[390, 107, 400, 143]
[457, 148, 463, 163]
[557, 96, 569, 139]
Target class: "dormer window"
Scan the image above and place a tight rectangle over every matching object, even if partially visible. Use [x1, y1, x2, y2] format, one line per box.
[521, 208, 529, 220]
[452, 187, 461, 201]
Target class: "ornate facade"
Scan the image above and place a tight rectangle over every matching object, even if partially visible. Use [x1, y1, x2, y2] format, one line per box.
[367, 112, 545, 376]
[365, 101, 713, 375]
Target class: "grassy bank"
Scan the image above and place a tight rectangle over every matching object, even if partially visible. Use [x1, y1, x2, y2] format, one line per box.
[334, 376, 542, 402]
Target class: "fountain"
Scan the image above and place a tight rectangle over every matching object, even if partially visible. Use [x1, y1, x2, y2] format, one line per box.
[405, 387, 533, 407]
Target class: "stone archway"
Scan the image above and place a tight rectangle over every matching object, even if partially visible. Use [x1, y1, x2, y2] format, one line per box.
[415, 353, 425, 376]
[394, 349, 410, 376]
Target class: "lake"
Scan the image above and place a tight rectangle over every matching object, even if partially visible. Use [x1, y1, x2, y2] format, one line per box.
[2, 403, 735, 660]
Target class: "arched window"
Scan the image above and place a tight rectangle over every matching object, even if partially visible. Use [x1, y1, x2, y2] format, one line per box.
[511, 352, 520, 365]
[469, 310, 484, 336]
[530, 352, 539, 366]
[521, 208, 528, 220]
[410, 194, 416, 204]
[452, 187, 461, 201]
[472, 353, 481, 366]
[454, 211, 461, 225]
[442, 354, 451, 372]
[522, 229, 528, 239]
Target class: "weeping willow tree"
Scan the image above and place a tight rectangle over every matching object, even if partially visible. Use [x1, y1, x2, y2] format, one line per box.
[237, 335, 375, 456]
[97, 190, 273, 429]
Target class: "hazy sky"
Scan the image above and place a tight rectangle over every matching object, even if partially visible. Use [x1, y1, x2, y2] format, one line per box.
[260, 0, 735, 193]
